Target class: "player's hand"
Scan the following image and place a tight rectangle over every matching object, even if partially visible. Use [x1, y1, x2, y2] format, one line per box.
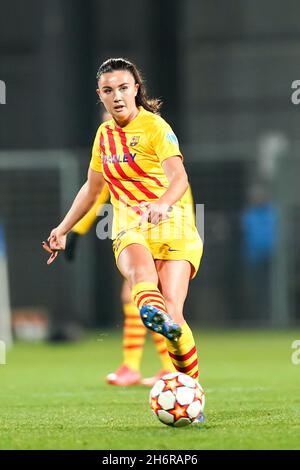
[42, 227, 67, 265]
[64, 231, 80, 262]
[139, 202, 172, 225]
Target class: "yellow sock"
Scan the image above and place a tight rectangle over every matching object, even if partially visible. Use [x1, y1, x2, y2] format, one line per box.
[150, 331, 176, 372]
[131, 281, 167, 312]
[123, 302, 147, 371]
[166, 322, 199, 379]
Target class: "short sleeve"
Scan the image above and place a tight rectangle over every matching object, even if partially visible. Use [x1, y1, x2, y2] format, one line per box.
[89, 126, 103, 173]
[151, 116, 183, 164]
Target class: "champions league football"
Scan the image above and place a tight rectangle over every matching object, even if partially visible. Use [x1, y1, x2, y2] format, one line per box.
[149, 372, 205, 427]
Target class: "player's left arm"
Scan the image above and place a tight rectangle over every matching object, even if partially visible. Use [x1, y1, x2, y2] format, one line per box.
[140, 157, 188, 225]
[159, 156, 189, 206]
[140, 117, 189, 225]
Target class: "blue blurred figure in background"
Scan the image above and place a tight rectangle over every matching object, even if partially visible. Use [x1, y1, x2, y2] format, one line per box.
[241, 183, 278, 323]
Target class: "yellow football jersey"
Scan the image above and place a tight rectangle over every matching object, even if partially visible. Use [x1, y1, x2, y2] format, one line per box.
[89, 106, 193, 239]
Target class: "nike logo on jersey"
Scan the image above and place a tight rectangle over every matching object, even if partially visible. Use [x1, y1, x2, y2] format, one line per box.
[168, 247, 180, 252]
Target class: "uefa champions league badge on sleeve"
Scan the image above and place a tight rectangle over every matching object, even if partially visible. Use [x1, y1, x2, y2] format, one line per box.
[166, 131, 178, 145]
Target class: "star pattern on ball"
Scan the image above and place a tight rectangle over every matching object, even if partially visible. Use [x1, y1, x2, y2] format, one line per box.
[150, 396, 160, 414]
[162, 377, 182, 393]
[169, 402, 189, 421]
[194, 387, 204, 402]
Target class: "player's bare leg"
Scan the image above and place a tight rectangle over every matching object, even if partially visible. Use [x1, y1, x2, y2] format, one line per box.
[155, 259, 198, 379]
[120, 279, 175, 385]
[117, 244, 182, 341]
[155, 259, 204, 423]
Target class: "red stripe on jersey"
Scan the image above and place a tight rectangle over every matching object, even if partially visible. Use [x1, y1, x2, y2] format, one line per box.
[100, 133, 106, 154]
[103, 129, 142, 203]
[116, 127, 165, 188]
[100, 132, 142, 216]
[169, 345, 197, 362]
[103, 161, 142, 203]
[105, 125, 117, 154]
[106, 126, 159, 200]
[102, 128, 149, 213]
[132, 180, 158, 199]
[106, 179, 143, 216]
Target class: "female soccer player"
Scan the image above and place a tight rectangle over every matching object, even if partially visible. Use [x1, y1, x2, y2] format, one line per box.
[65, 111, 176, 386]
[43, 58, 203, 383]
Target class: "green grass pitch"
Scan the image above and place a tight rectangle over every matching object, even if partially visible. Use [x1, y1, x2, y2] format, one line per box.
[0, 329, 300, 450]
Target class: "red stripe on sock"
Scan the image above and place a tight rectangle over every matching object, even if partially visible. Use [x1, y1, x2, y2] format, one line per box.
[151, 332, 165, 342]
[124, 334, 145, 339]
[175, 358, 198, 374]
[136, 292, 165, 307]
[169, 345, 197, 362]
[137, 300, 167, 313]
[151, 302, 167, 312]
[133, 289, 162, 302]
[124, 323, 145, 329]
[124, 344, 144, 350]
[158, 348, 169, 355]
[153, 339, 165, 346]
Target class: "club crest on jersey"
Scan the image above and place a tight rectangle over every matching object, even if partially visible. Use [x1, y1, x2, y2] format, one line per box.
[129, 136, 140, 147]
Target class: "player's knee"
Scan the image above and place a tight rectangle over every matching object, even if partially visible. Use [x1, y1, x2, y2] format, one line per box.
[120, 280, 131, 304]
[127, 266, 158, 288]
[164, 298, 184, 323]
[120, 289, 131, 304]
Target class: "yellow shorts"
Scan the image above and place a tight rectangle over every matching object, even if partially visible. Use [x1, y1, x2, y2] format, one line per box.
[112, 225, 203, 280]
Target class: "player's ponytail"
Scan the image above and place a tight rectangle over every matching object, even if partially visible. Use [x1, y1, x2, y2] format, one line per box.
[96, 58, 162, 114]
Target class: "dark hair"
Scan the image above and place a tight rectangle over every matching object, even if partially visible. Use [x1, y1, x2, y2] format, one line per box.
[96, 58, 162, 114]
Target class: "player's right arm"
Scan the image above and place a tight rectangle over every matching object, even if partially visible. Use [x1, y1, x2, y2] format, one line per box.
[64, 184, 110, 262]
[64, 122, 110, 261]
[44, 168, 105, 264]
[72, 184, 110, 236]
